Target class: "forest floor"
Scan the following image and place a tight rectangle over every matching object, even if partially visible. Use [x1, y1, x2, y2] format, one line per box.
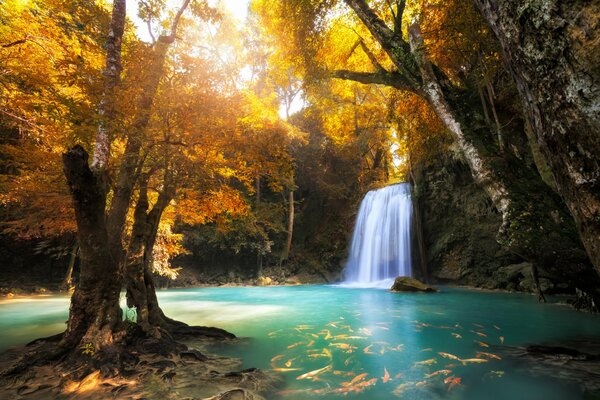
[0, 331, 280, 399]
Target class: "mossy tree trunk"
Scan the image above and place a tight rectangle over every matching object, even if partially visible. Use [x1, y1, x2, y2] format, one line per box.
[475, 0, 600, 275]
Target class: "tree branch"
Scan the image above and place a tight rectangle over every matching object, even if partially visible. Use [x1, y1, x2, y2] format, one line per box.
[331, 70, 414, 92]
[160, 0, 192, 43]
[359, 40, 384, 71]
[343, 0, 418, 88]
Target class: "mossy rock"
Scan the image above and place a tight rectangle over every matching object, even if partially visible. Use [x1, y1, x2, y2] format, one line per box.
[390, 276, 438, 293]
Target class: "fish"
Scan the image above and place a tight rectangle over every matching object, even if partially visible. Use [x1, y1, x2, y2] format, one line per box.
[382, 367, 391, 383]
[284, 359, 294, 367]
[296, 324, 312, 330]
[438, 352, 461, 361]
[390, 344, 404, 351]
[476, 351, 502, 360]
[460, 358, 488, 364]
[333, 370, 355, 376]
[333, 334, 349, 340]
[414, 358, 437, 367]
[329, 343, 355, 350]
[287, 341, 305, 349]
[379, 347, 386, 355]
[472, 323, 485, 328]
[451, 333, 463, 339]
[378, 326, 390, 331]
[446, 376, 462, 390]
[326, 322, 338, 328]
[499, 336, 505, 344]
[355, 377, 377, 388]
[421, 348, 433, 352]
[471, 330, 488, 337]
[268, 329, 283, 337]
[474, 340, 490, 348]
[344, 356, 355, 366]
[493, 325, 501, 331]
[341, 372, 368, 387]
[394, 372, 403, 379]
[308, 333, 319, 338]
[455, 323, 464, 330]
[321, 330, 332, 340]
[359, 328, 373, 336]
[296, 364, 332, 380]
[271, 354, 285, 362]
[363, 345, 375, 354]
[415, 380, 428, 387]
[488, 370, 505, 378]
[307, 340, 315, 347]
[425, 369, 453, 378]
[272, 367, 302, 372]
[345, 336, 368, 340]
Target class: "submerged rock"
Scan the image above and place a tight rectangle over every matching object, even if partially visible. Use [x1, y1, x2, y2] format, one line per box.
[390, 276, 438, 293]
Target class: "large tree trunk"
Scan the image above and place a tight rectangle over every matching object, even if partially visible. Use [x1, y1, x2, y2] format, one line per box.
[62, 146, 123, 350]
[59, 0, 127, 351]
[475, 0, 600, 274]
[124, 177, 174, 334]
[407, 22, 596, 290]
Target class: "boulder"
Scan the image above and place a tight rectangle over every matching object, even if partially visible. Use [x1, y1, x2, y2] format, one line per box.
[390, 276, 438, 293]
[256, 276, 272, 286]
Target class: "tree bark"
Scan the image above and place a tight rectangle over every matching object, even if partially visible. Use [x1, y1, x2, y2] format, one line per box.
[475, 0, 600, 275]
[281, 188, 295, 262]
[124, 176, 174, 334]
[61, 242, 78, 290]
[62, 146, 123, 350]
[90, 0, 126, 173]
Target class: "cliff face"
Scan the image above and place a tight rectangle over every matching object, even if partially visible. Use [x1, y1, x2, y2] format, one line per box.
[416, 154, 599, 300]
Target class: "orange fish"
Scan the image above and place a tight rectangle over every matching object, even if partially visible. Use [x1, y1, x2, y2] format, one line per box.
[471, 330, 488, 337]
[284, 359, 294, 367]
[342, 372, 368, 387]
[451, 333, 463, 339]
[447, 377, 462, 390]
[394, 372, 403, 379]
[421, 348, 433, 352]
[474, 340, 490, 348]
[438, 352, 461, 361]
[271, 354, 285, 362]
[476, 351, 502, 360]
[363, 345, 375, 354]
[382, 367, 390, 383]
[355, 378, 378, 388]
[460, 358, 488, 364]
[414, 358, 437, 367]
[415, 380, 428, 387]
[425, 369, 453, 378]
[287, 341, 305, 349]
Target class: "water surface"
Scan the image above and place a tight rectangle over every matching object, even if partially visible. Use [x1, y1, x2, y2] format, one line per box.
[1, 286, 599, 399]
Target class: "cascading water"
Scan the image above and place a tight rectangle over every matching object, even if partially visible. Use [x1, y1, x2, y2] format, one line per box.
[341, 183, 413, 288]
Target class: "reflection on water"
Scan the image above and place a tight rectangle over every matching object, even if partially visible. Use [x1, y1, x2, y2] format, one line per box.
[1, 286, 600, 399]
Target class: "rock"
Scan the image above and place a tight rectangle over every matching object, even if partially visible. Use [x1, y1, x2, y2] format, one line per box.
[203, 388, 260, 400]
[390, 276, 438, 293]
[256, 277, 272, 286]
[180, 350, 208, 362]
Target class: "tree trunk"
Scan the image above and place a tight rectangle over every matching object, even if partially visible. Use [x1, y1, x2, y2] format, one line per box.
[62, 146, 123, 350]
[281, 188, 295, 262]
[61, 242, 78, 290]
[124, 178, 173, 334]
[475, 0, 600, 275]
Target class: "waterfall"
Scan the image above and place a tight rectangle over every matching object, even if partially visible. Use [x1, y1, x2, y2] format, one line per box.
[341, 183, 413, 288]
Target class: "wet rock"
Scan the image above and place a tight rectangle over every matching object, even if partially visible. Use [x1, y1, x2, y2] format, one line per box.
[162, 371, 176, 383]
[256, 277, 272, 286]
[203, 388, 261, 400]
[151, 360, 177, 373]
[180, 349, 208, 362]
[390, 276, 438, 293]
